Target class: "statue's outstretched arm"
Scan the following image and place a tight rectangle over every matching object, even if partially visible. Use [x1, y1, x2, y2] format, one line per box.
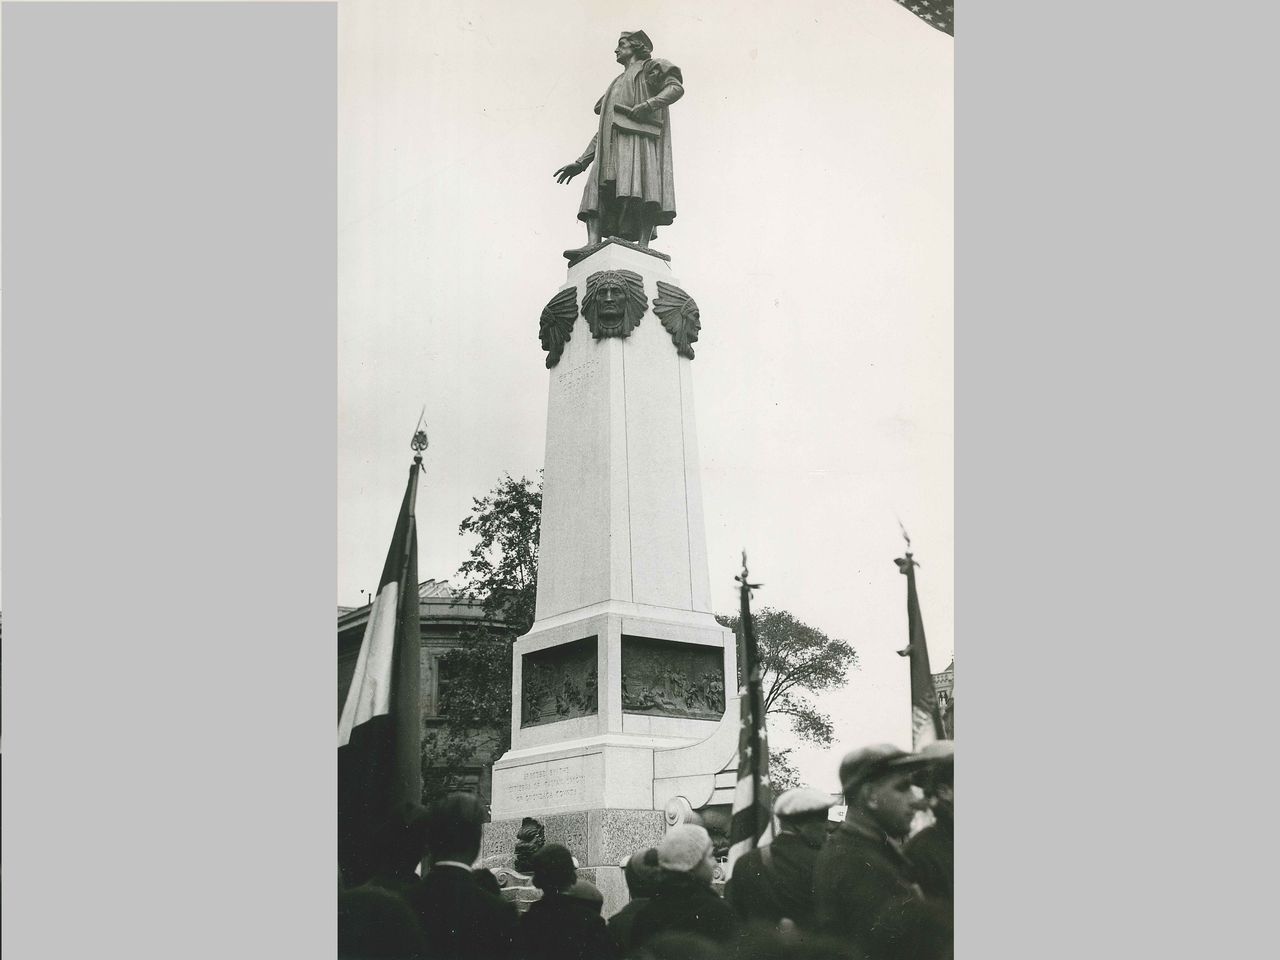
[574, 133, 598, 167]
[554, 133, 597, 184]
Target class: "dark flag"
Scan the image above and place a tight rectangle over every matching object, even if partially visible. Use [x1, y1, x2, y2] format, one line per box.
[338, 445, 425, 886]
[727, 554, 773, 872]
[893, 0, 954, 36]
[895, 548, 946, 749]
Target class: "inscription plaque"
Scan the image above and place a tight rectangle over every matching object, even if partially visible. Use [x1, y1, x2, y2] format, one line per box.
[501, 757, 589, 808]
[521, 636, 599, 728]
[621, 635, 726, 721]
[554, 357, 600, 402]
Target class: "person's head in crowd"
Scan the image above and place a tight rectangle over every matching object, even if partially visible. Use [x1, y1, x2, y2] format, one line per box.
[657, 824, 717, 886]
[838, 745, 931, 840]
[425, 792, 487, 866]
[369, 801, 430, 878]
[566, 877, 605, 913]
[773, 787, 835, 850]
[914, 746, 954, 819]
[530, 842, 577, 894]
[621, 846, 663, 899]
[633, 931, 727, 960]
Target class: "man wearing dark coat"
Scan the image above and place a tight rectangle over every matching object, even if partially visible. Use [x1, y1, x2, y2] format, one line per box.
[554, 30, 684, 251]
[409, 793, 519, 960]
[814, 746, 952, 960]
[726, 787, 834, 931]
[631, 825, 737, 948]
[607, 847, 663, 956]
[903, 753, 955, 903]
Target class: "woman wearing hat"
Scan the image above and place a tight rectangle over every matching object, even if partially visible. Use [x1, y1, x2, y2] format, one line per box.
[519, 843, 617, 960]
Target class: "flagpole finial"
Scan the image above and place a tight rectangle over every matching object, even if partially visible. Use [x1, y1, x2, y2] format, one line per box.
[895, 519, 919, 572]
[735, 550, 762, 595]
[411, 407, 429, 467]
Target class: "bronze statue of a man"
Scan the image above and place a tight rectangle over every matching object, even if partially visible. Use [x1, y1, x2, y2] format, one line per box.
[554, 30, 684, 253]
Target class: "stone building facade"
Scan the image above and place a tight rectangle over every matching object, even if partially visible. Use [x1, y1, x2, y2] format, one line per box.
[338, 579, 504, 802]
[932, 658, 954, 738]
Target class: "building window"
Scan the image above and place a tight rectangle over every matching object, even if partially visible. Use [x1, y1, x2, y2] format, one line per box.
[435, 657, 452, 717]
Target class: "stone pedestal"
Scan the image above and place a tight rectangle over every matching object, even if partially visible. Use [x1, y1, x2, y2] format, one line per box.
[487, 241, 737, 917]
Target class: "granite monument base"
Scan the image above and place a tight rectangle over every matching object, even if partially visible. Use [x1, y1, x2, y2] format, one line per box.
[479, 807, 666, 918]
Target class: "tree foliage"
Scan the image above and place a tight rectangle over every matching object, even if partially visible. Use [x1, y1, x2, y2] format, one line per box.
[421, 474, 542, 806]
[454, 473, 542, 634]
[769, 747, 804, 792]
[716, 606, 857, 748]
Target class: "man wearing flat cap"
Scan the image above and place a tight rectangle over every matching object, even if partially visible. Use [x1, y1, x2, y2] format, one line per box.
[725, 787, 833, 932]
[554, 30, 683, 253]
[813, 745, 952, 960]
[903, 745, 954, 904]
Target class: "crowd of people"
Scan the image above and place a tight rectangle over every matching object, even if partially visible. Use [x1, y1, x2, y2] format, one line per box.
[338, 743, 953, 960]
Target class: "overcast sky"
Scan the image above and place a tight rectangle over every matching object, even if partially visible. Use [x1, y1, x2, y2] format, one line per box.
[338, 0, 953, 792]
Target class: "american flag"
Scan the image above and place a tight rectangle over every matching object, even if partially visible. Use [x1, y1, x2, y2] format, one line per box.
[726, 555, 774, 872]
[895, 548, 947, 749]
[895, 0, 954, 36]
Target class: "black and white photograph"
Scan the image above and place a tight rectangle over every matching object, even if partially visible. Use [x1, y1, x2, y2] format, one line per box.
[336, 2, 952, 958]
[10, 1, 1277, 957]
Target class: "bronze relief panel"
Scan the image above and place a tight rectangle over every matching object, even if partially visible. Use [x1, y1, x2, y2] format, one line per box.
[621, 635, 725, 721]
[521, 636, 599, 728]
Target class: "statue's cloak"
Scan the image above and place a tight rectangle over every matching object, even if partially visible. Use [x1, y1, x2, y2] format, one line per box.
[575, 57, 682, 241]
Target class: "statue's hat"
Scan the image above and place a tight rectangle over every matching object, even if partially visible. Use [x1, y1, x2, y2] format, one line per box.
[620, 30, 653, 51]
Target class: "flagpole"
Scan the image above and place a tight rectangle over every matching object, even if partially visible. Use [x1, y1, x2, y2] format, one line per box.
[401, 423, 428, 572]
[337, 420, 430, 885]
[896, 525, 946, 748]
[739, 555, 764, 835]
[728, 552, 773, 873]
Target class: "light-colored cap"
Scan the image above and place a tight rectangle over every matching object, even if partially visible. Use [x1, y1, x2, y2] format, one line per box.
[657, 824, 713, 873]
[773, 787, 836, 818]
[565, 878, 604, 907]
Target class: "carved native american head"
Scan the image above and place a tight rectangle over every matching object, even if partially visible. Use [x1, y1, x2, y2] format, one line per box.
[582, 269, 647, 340]
[652, 281, 701, 359]
[538, 287, 578, 368]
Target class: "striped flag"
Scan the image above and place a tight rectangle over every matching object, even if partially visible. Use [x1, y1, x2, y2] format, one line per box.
[338, 451, 424, 886]
[893, 0, 954, 36]
[727, 554, 773, 873]
[895, 549, 946, 749]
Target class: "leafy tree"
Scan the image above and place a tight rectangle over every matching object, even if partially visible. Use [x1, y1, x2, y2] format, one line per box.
[454, 473, 541, 635]
[716, 606, 858, 749]
[421, 474, 541, 805]
[769, 747, 804, 792]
